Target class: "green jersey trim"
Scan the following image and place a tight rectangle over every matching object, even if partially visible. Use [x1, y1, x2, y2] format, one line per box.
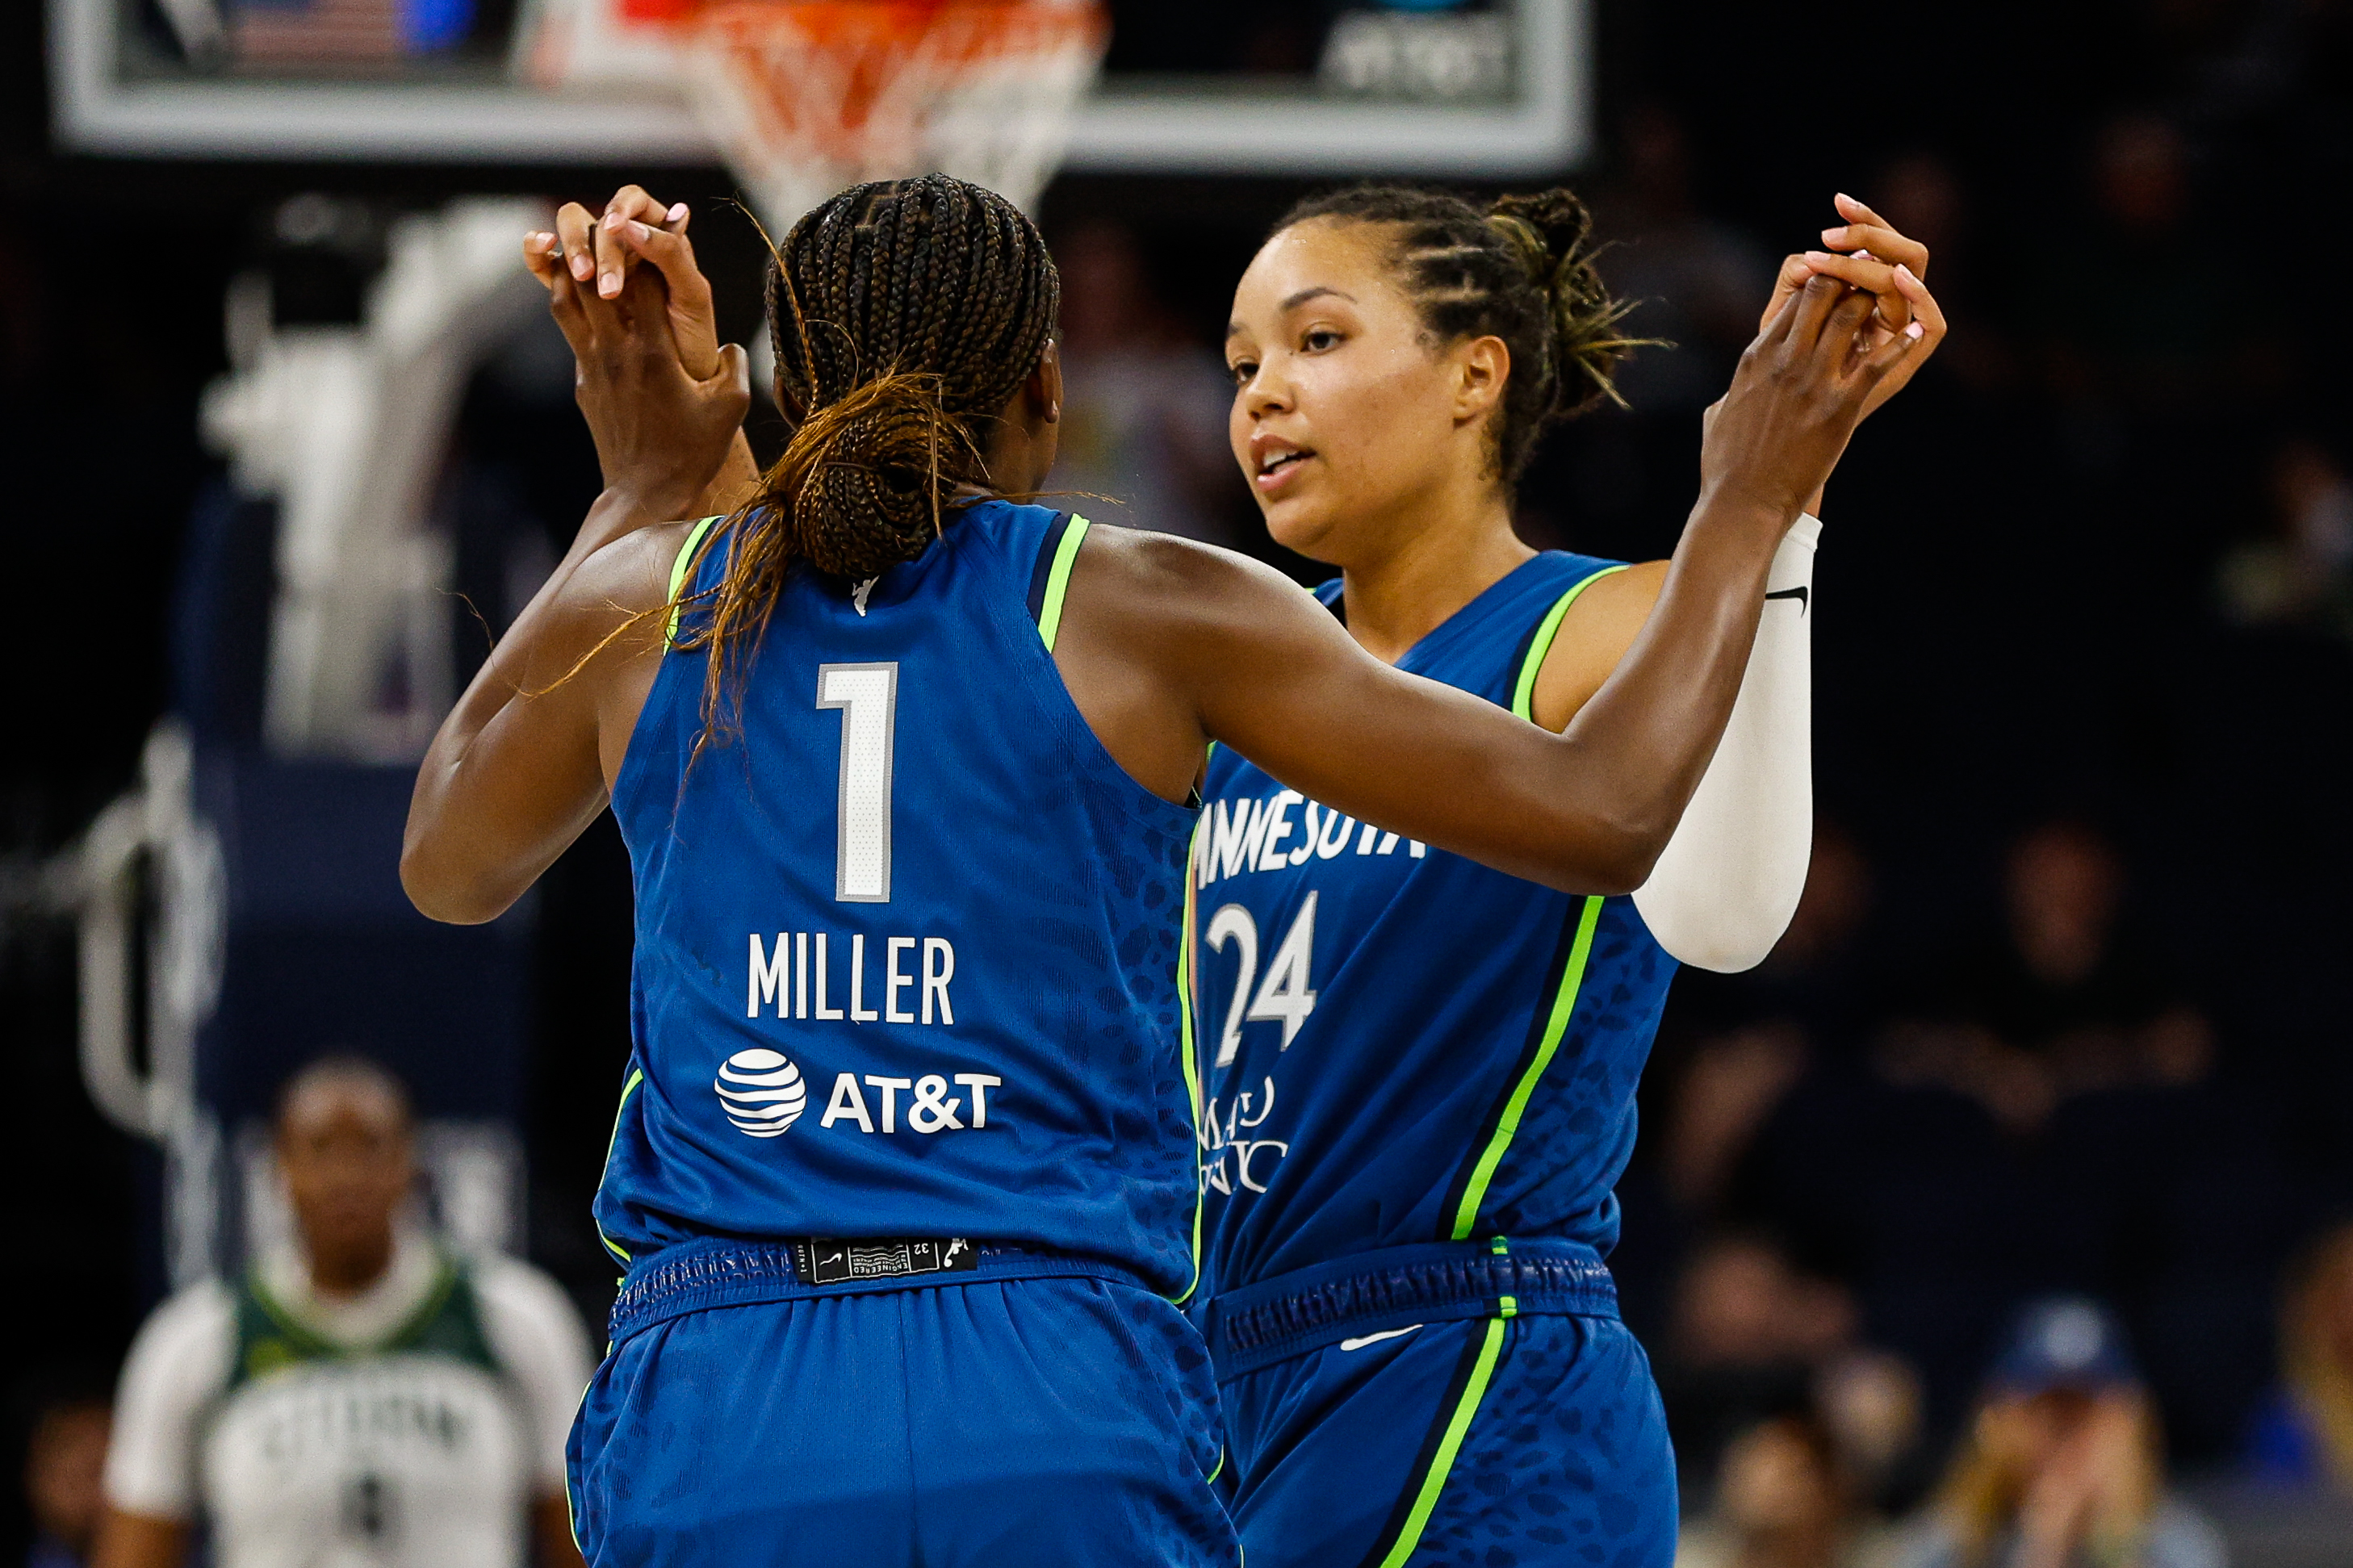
[1361, 1316, 1510, 1568]
[1442, 562, 1625, 1242]
[1036, 515, 1092, 653]
[1507, 562, 1628, 722]
[664, 516, 722, 646]
[596, 1068, 647, 1265]
[1170, 814, 1208, 1306]
[1447, 896, 1604, 1240]
[231, 1252, 495, 1390]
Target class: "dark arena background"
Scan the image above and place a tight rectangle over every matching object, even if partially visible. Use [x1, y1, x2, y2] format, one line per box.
[6, 0, 2353, 1563]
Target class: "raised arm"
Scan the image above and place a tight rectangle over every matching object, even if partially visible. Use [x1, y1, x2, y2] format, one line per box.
[530, 189, 761, 516]
[1074, 274, 1923, 895]
[402, 228, 748, 924]
[1530, 200, 1946, 962]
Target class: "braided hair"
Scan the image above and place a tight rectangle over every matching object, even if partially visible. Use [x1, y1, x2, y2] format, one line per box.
[676, 174, 1059, 742]
[1274, 186, 1649, 483]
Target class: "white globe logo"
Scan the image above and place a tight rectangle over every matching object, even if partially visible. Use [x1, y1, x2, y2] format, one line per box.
[714, 1049, 806, 1137]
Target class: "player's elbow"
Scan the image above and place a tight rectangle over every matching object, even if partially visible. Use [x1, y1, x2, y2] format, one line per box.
[1564, 817, 1671, 898]
[1656, 926, 1778, 974]
[1633, 882, 1799, 973]
[400, 840, 513, 926]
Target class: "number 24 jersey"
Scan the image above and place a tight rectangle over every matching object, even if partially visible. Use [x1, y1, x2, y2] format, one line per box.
[1191, 551, 1680, 1298]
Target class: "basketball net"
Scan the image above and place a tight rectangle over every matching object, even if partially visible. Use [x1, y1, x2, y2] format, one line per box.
[532, 0, 1106, 230]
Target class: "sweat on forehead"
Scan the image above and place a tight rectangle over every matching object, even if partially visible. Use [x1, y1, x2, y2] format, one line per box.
[275, 1055, 414, 1132]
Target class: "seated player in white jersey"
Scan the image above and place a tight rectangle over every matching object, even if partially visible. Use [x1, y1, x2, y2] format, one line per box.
[92, 1058, 594, 1568]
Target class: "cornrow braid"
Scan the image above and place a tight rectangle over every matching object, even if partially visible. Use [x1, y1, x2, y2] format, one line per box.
[1274, 184, 1653, 483]
[679, 174, 1059, 747]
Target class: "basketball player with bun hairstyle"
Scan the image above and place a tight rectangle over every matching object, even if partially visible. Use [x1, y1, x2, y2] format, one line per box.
[402, 174, 1923, 1566]
[1191, 186, 1942, 1568]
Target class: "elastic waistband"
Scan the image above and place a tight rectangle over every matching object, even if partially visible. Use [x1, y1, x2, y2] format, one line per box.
[1203, 1238, 1618, 1380]
[607, 1237, 1149, 1344]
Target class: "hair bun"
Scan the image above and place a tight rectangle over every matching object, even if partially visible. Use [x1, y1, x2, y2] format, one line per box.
[1487, 186, 1642, 424]
[783, 370, 978, 582]
[1485, 188, 1598, 279]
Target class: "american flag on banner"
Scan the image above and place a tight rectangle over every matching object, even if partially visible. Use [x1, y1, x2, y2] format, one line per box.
[228, 0, 471, 68]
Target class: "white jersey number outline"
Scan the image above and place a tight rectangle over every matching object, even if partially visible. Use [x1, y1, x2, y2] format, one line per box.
[817, 663, 898, 902]
[1204, 892, 1319, 1067]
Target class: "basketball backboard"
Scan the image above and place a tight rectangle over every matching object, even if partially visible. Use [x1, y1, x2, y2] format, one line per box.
[49, 0, 1589, 177]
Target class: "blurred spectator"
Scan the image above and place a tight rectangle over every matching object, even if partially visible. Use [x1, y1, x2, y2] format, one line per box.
[89, 1057, 592, 1568]
[1769, 822, 1876, 991]
[1668, 817, 1882, 1054]
[1888, 1299, 2225, 1568]
[1878, 821, 2207, 1132]
[1648, 822, 1878, 1238]
[1667, 1023, 1810, 1215]
[1049, 219, 1244, 546]
[23, 1398, 108, 1568]
[2243, 1221, 2353, 1491]
[1664, 1236, 1924, 1510]
[1677, 1410, 1897, 1568]
[1676, 1235, 1857, 1369]
[2216, 437, 2353, 639]
[1982, 820, 2151, 1056]
[1589, 102, 1775, 416]
[1867, 153, 2016, 396]
[2045, 114, 2212, 412]
[1820, 1351, 1931, 1509]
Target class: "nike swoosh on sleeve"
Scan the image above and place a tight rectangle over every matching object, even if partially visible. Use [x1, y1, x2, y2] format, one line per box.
[1765, 586, 1808, 613]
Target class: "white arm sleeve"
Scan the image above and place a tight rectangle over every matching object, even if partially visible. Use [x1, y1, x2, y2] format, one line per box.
[104, 1282, 236, 1520]
[474, 1259, 597, 1495]
[1632, 514, 1817, 973]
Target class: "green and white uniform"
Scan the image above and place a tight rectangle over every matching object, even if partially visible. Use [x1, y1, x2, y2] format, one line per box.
[106, 1231, 591, 1568]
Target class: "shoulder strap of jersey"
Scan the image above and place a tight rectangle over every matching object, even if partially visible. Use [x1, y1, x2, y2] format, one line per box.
[383, 1256, 502, 1376]
[229, 1267, 336, 1390]
[1508, 563, 1629, 720]
[225, 1252, 503, 1389]
[1027, 512, 1091, 651]
[664, 516, 723, 646]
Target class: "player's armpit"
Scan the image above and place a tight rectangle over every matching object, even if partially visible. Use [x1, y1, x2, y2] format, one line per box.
[402, 512, 676, 925]
[1527, 559, 1668, 733]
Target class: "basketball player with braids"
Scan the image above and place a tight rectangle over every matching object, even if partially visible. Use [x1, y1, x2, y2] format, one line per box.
[402, 174, 1922, 1566]
[1190, 187, 1943, 1568]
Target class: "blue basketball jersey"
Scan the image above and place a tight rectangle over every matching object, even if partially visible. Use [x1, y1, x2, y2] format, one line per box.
[1191, 550, 1678, 1298]
[598, 503, 1204, 1298]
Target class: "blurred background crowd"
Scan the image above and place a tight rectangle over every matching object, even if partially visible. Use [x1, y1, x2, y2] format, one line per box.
[6, 0, 2353, 1564]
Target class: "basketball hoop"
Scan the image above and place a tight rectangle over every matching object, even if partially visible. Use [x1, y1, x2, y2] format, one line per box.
[530, 0, 1106, 229]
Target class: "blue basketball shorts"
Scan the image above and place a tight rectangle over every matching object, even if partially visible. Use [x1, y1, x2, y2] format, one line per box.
[1206, 1242, 1677, 1568]
[567, 1241, 1237, 1567]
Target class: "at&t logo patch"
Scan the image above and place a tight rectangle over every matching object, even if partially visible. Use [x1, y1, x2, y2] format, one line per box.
[715, 1049, 806, 1137]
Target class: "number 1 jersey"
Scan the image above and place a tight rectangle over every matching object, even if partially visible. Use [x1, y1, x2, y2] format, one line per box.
[599, 503, 1203, 1298]
[1191, 552, 1680, 1298]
